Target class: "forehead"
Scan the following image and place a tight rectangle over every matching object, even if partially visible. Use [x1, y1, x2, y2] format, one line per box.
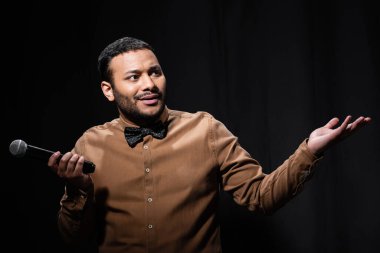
[109, 49, 160, 72]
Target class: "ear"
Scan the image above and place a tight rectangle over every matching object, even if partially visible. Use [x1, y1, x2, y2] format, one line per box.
[101, 81, 115, 101]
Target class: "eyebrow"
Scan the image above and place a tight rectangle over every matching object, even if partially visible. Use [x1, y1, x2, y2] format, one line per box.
[149, 65, 161, 70]
[124, 65, 161, 75]
[124, 69, 141, 75]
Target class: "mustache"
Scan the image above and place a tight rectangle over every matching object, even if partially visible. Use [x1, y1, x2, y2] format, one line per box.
[134, 90, 162, 100]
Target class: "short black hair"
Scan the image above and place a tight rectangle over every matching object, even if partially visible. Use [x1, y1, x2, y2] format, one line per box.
[97, 37, 154, 83]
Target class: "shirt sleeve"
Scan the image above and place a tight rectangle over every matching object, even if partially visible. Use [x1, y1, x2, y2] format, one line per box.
[210, 117, 322, 214]
[57, 134, 97, 247]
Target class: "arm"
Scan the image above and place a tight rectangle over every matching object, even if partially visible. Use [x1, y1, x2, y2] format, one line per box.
[215, 115, 371, 214]
[48, 148, 96, 247]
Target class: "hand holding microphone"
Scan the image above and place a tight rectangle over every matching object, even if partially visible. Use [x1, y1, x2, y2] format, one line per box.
[9, 139, 95, 173]
[9, 139, 95, 190]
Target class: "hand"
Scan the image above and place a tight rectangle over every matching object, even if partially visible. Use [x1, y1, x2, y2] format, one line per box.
[307, 115, 372, 156]
[48, 151, 93, 191]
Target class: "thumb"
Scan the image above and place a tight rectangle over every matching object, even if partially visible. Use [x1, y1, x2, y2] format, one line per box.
[324, 117, 340, 129]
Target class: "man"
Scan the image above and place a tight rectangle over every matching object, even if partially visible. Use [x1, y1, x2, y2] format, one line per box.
[48, 37, 371, 253]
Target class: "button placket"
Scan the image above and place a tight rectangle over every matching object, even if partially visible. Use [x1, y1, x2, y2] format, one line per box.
[143, 137, 154, 239]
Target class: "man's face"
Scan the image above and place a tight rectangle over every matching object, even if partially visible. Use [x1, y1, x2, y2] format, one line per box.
[103, 49, 166, 125]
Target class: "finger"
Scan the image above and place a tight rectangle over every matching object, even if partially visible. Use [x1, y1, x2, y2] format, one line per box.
[348, 116, 364, 130]
[338, 115, 352, 132]
[325, 117, 340, 128]
[351, 116, 373, 133]
[74, 156, 85, 174]
[57, 152, 74, 177]
[47, 151, 61, 170]
[66, 154, 80, 175]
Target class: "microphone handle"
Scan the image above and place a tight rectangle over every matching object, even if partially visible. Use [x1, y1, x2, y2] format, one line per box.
[27, 145, 95, 174]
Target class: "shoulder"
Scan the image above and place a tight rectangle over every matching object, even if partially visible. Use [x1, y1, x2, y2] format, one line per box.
[166, 109, 230, 137]
[167, 109, 229, 132]
[168, 109, 216, 121]
[80, 118, 123, 140]
[73, 118, 124, 153]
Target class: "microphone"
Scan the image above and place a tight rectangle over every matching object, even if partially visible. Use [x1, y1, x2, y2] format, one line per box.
[9, 139, 95, 174]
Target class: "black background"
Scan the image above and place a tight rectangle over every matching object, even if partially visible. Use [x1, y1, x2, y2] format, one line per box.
[3, 0, 379, 252]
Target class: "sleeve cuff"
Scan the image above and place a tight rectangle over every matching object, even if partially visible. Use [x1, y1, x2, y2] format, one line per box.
[300, 138, 323, 163]
[60, 184, 94, 212]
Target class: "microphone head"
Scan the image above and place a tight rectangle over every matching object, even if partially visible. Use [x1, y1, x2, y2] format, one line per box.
[9, 139, 27, 158]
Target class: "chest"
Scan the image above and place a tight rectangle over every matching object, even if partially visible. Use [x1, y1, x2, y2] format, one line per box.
[89, 132, 218, 202]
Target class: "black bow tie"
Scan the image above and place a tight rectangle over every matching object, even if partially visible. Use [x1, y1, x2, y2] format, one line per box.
[124, 123, 167, 147]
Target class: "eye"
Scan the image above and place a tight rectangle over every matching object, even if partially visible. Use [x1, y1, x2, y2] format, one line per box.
[127, 74, 139, 81]
[150, 69, 162, 77]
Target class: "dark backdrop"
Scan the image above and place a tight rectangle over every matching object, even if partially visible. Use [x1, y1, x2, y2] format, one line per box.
[3, 0, 379, 252]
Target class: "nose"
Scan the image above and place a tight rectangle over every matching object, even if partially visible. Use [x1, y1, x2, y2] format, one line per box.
[141, 74, 156, 91]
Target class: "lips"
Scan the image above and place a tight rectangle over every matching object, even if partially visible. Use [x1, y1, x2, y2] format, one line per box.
[138, 93, 160, 105]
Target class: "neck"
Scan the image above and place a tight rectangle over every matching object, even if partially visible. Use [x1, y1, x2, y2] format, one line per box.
[119, 106, 168, 128]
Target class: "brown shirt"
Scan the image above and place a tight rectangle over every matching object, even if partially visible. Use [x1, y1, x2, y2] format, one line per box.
[58, 107, 321, 253]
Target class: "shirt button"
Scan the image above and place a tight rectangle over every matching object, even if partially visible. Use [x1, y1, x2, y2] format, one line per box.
[148, 224, 153, 229]
[147, 197, 153, 202]
[145, 168, 150, 173]
[143, 145, 149, 150]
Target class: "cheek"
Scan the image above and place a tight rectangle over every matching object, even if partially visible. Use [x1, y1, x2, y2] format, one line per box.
[115, 84, 138, 98]
[157, 77, 166, 91]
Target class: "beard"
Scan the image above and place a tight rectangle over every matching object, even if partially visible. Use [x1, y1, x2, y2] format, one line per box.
[113, 87, 166, 126]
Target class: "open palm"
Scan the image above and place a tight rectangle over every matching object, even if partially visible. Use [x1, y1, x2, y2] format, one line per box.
[307, 115, 371, 156]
